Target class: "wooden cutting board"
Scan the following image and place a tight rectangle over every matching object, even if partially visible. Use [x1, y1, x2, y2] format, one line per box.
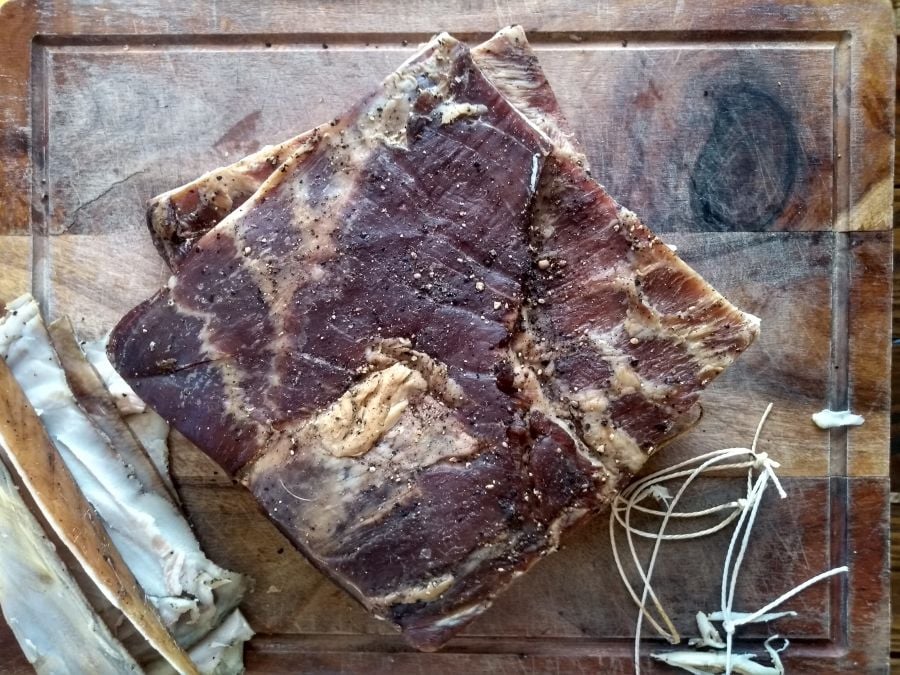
[0, 1, 893, 672]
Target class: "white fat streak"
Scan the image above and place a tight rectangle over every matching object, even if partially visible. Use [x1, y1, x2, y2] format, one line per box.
[619, 206, 760, 369]
[544, 506, 591, 549]
[84, 336, 177, 496]
[811, 409, 865, 429]
[510, 315, 641, 478]
[581, 411, 646, 473]
[251, 392, 480, 548]
[436, 102, 488, 126]
[148, 610, 254, 675]
[315, 363, 427, 458]
[532, 208, 758, 464]
[530, 153, 540, 193]
[510, 271, 670, 476]
[0, 457, 140, 675]
[124, 408, 175, 495]
[149, 136, 310, 217]
[471, 26, 584, 166]
[508, 319, 626, 481]
[367, 574, 455, 606]
[426, 602, 491, 631]
[154, 134, 290, 439]
[0, 295, 245, 650]
[365, 337, 466, 406]
[82, 336, 146, 415]
[156, 270, 264, 453]
[190, 33, 557, 428]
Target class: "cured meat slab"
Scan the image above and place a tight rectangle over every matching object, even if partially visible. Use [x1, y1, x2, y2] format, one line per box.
[0, 0, 892, 671]
[109, 29, 758, 650]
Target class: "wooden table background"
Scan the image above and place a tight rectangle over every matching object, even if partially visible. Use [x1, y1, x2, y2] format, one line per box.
[0, 0, 894, 672]
[889, 3, 900, 669]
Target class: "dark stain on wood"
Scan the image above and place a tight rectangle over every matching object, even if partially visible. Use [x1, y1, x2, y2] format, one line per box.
[214, 110, 263, 155]
[690, 84, 799, 231]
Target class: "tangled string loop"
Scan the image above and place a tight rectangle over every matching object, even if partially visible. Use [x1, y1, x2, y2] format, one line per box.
[609, 404, 848, 674]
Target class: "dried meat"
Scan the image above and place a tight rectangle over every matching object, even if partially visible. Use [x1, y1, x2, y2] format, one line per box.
[110, 29, 759, 651]
[146, 29, 584, 272]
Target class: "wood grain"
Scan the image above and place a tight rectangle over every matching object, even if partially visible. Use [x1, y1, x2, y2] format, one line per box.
[887, 7, 899, 668]
[892, 503, 900, 659]
[0, 0, 892, 672]
[848, 232, 892, 477]
[0, 0, 34, 235]
[0, 237, 29, 305]
[553, 45, 837, 233]
[882, 28, 900, 529]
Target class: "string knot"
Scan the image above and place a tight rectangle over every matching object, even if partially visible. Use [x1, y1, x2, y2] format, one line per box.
[751, 451, 770, 468]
